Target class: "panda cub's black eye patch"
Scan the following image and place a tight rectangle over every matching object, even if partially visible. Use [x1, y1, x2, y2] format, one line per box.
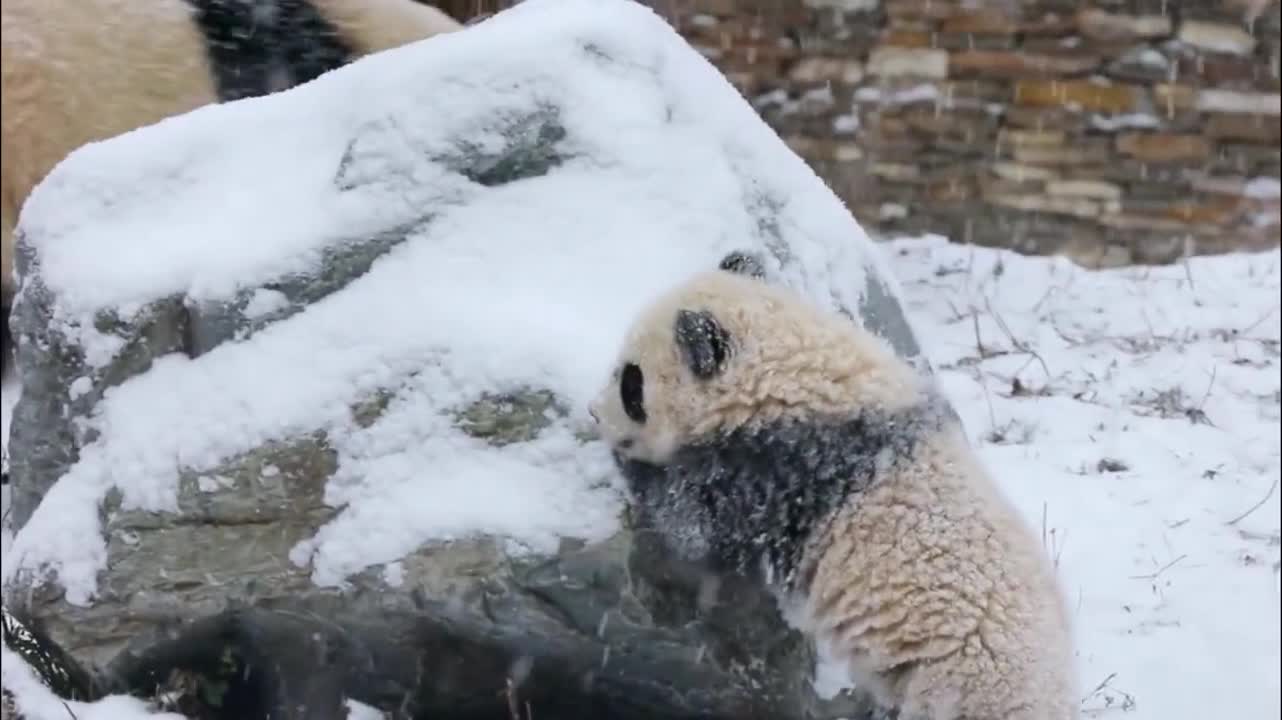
[620, 363, 647, 424]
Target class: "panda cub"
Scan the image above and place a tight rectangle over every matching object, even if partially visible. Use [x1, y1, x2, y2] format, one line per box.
[589, 255, 1077, 720]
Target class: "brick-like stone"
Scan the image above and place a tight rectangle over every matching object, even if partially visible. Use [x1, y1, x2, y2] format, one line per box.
[1125, 179, 1195, 200]
[868, 162, 921, 181]
[979, 175, 1043, 197]
[1153, 83, 1198, 115]
[1208, 144, 1282, 176]
[934, 33, 1019, 51]
[1074, 162, 1193, 186]
[986, 192, 1103, 218]
[1003, 106, 1090, 132]
[1219, 0, 1279, 24]
[935, 79, 1014, 104]
[1106, 46, 1174, 84]
[784, 135, 823, 158]
[1014, 79, 1141, 113]
[684, 0, 739, 16]
[868, 46, 950, 78]
[803, 0, 880, 11]
[723, 71, 759, 95]
[885, 0, 958, 20]
[926, 177, 975, 202]
[902, 108, 999, 138]
[1178, 20, 1257, 56]
[1012, 141, 1112, 165]
[999, 129, 1067, 147]
[880, 29, 931, 48]
[1116, 133, 1213, 162]
[1196, 89, 1282, 116]
[1131, 235, 1196, 265]
[950, 50, 1100, 78]
[1164, 195, 1247, 225]
[1019, 13, 1078, 35]
[1175, 54, 1264, 88]
[991, 162, 1060, 182]
[1076, 9, 1173, 40]
[1047, 179, 1124, 200]
[941, 10, 1019, 34]
[1096, 213, 1195, 233]
[1205, 113, 1282, 144]
[1120, 195, 1246, 225]
[725, 39, 798, 67]
[790, 57, 865, 83]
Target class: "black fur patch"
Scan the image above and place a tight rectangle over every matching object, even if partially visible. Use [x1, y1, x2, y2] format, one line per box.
[615, 398, 948, 593]
[620, 362, 646, 424]
[1, 293, 10, 382]
[718, 251, 767, 280]
[184, 0, 354, 102]
[674, 309, 731, 380]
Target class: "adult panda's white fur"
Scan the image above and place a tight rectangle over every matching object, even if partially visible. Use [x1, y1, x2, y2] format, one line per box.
[589, 255, 1077, 720]
[0, 0, 462, 376]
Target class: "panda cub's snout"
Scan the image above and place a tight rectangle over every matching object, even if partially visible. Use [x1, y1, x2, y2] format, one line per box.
[588, 395, 637, 454]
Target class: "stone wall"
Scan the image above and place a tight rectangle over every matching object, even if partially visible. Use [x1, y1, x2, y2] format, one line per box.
[435, 0, 1281, 266]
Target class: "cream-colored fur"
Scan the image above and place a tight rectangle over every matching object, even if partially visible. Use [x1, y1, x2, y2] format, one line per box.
[591, 270, 929, 464]
[799, 425, 1077, 719]
[593, 269, 1078, 719]
[2, 0, 217, 303]
[0, 0, 462, 314]
[311, 0, 461, 55]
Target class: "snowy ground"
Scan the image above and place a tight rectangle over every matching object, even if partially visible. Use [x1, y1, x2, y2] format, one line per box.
[2, 236, 1280, 719]
[892, 236, 1280, 720]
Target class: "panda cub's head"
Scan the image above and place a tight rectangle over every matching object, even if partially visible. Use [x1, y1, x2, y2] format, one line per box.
[589, 251, 925, 466]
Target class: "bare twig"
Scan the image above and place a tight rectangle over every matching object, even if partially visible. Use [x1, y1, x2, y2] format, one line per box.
[1129, 554, 1188, 581]
[1082, 672, 1117, 703]
[1226, 476, 1280, 527]
[984, 296, 1051, 378]
[1237, 306, 1279, 338]
[971, 311, 990, 358]
[1197, 365, 1218, 411]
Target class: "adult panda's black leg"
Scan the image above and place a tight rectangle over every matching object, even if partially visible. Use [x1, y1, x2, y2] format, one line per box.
[184, 0, 354, 103]
[1, 290, 10, 382]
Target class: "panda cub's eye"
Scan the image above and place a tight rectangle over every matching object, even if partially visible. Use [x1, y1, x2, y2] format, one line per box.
[620, 362, 647, 424]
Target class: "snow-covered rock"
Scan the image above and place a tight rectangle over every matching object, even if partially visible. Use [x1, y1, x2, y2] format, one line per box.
[3, 0, 928, 716]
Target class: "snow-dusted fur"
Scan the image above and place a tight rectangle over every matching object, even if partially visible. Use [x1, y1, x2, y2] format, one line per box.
[0, 0, 461, 374]
[590, 260, 1077, 720]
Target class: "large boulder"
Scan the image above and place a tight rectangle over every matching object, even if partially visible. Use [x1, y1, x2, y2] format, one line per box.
[2, 0, 934, 716]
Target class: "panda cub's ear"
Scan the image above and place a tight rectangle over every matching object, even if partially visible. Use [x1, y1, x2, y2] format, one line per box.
[718, 251, 767, 280]
[675, 309, 732, 380]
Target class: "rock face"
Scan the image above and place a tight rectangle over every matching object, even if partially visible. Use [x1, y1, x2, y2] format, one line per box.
[3, 0, 934, 717]
[662, 0, 1282, 267]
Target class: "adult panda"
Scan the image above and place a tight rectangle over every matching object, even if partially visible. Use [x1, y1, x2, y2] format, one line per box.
[589, 254, 1078, 720]
[0, 0, 464, 378]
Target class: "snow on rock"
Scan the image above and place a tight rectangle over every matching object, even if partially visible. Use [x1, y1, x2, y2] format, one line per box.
[886, 236, 1281, 720]
[1, 645, 183, 720]
[1, 1, 921, 713]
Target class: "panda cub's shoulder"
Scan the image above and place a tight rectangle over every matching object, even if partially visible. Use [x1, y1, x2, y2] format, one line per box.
[589, 254, 1077, 720]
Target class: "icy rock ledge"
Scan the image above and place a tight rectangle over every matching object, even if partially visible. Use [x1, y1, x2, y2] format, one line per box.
[4, 0, 931, 716]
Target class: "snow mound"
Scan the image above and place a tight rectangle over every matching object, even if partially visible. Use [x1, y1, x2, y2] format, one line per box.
[889, 236, 1281, 720]
[4, 0, 914, 608]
